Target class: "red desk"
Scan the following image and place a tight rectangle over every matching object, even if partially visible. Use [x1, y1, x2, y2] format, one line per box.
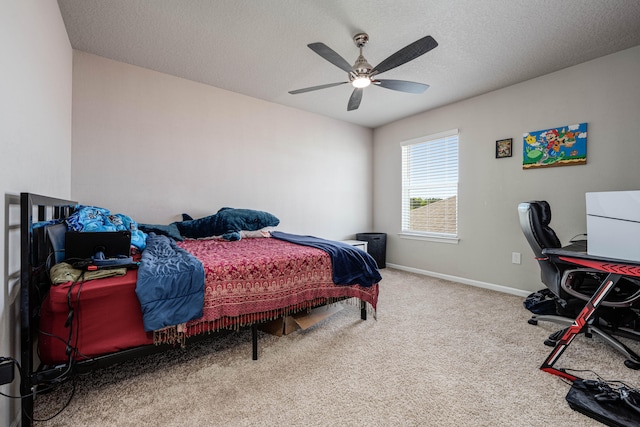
[540, 247, 640, 381]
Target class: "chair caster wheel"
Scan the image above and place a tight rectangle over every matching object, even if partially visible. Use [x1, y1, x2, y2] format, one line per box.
[528, 319, 538, 325]
[544, 338, 557, 347]
[624, 359, 640, 370]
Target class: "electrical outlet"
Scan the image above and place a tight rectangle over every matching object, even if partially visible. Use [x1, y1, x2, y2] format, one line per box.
[511, 252, 521, 264]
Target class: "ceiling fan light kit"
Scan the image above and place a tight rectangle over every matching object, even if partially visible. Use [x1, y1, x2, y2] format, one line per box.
[351, 76, 371, 88]
[289, 32, 438, 111]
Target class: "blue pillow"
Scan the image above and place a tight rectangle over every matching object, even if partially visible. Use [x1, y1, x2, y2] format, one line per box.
[174, 208, 279, 239]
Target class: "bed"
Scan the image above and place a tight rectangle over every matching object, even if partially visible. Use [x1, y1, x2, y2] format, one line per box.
[18, 193, 380, 426]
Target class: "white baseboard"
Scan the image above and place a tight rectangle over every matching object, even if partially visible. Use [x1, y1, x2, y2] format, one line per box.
[385, 263, 532, 298]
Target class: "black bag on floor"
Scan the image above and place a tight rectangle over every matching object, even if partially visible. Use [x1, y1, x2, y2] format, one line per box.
[523, 288, 559, 315]
[566, 379, 640, 427]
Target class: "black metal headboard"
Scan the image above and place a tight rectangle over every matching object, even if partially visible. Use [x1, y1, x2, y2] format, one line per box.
[19, 193, 77, 426]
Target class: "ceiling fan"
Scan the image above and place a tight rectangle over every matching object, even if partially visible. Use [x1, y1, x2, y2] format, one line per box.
[289, 32, 438, 111]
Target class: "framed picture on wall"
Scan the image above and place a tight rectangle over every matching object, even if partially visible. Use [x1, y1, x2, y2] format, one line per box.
[496, 138, 512, 158]
[522, 122, 587, 169]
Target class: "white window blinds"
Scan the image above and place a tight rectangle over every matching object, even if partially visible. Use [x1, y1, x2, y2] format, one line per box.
[401, 129, 459, 238]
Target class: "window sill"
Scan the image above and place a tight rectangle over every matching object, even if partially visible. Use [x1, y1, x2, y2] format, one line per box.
[398, 232, 459, 244]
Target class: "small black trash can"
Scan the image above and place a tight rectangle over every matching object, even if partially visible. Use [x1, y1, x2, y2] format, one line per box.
[356, 232, 387, 269]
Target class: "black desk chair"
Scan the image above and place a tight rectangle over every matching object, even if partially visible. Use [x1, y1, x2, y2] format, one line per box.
[518, 201, 640, 368]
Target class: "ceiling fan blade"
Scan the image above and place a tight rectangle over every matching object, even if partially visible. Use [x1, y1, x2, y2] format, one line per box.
[372, 35, 438, 75]
[289, 81, 348, 94]
[374, 79, 430, 94]
[308, 43, 353, 73]
[347, 88, 363, 111]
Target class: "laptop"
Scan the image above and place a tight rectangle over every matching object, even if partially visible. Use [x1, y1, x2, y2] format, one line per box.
[65, 230, 132, 261]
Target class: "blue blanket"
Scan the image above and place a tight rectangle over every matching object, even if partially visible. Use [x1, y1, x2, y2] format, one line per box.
[135, 233, 205, 332]
[270, 231, 381, 287]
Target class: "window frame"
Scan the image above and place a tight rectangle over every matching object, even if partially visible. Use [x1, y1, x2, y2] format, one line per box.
[399, 129, 459, 244]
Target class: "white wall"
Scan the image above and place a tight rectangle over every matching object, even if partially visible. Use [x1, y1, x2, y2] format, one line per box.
[373, 46, 640, 294]
[0, 1, 72, 425]
[71, 52, 373, 241]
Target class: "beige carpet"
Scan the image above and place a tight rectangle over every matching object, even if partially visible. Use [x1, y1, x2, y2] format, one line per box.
[33, 269, 640, 426]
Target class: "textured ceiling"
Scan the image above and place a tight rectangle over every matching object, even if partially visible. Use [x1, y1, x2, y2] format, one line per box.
[57, 0, 640, 128]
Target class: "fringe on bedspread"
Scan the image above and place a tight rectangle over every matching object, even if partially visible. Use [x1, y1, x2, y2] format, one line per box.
[153, 323, 187, 347]
[152, 297, 376, 346]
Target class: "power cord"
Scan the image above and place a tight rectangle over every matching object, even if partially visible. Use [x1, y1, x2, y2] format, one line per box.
[0, 271, 86, 422]
[0, 356, 75, 422]
[569, 233, 587, 243]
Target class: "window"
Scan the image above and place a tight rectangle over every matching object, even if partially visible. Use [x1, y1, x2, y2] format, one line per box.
[401, 129, 459, 242]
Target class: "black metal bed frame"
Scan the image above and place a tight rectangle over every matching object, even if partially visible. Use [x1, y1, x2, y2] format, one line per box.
[18, 192, 368, 426]
[20, 193, 76, 426]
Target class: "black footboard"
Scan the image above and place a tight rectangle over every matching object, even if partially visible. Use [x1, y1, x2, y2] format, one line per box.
[19, 193, 77, 426]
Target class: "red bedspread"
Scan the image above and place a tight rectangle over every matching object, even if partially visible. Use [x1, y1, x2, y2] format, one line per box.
[178, 237, 379, 335]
